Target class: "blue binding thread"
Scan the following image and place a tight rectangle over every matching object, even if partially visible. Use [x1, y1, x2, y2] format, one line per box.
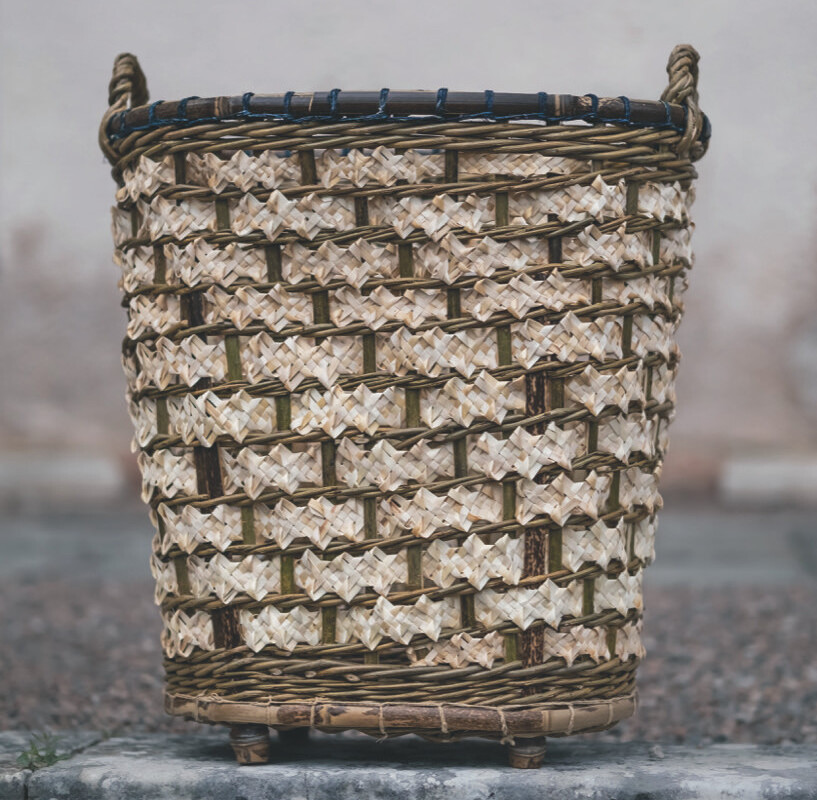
[106, 89, 711, 143]
[435, 88, 448, 115]
[537, 91, 549, 120]
[458, 89, 495, 120]
[178, 96, 199, 121]
[115, 109, 128, 135]
[239, 92, 254, 117]
[328, 88, 340, 117]
[618, 95, 631, 125]
[283, 91, 295, 120]
[377, 88, 389, 117]
[598, 95, 633, 127]
[700, 112, 711, 142]
[147, 100, 163, 125]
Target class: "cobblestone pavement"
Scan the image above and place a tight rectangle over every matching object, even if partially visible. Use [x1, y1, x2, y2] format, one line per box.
[1, 504, 815, 744]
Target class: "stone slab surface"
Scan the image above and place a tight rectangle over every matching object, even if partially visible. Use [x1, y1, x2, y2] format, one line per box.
[0, 732, 812, 800]
[0, 732, 30, 800]
[0, 732, 102, 800]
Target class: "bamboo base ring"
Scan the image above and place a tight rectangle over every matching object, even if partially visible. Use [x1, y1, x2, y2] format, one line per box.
[169, 691, 635, 764]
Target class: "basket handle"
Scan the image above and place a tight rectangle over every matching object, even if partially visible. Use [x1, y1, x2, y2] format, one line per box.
[661, 44, 705, 159]
[99, 53, 149, 164]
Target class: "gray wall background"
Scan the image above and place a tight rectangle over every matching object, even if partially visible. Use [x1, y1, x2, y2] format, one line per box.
[2, 0, 816, 499]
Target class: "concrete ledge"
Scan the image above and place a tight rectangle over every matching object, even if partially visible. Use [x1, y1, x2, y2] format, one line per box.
[0, 732, 29, 800]
[2, 732, 816, 799]
[0, 732, 102, 800]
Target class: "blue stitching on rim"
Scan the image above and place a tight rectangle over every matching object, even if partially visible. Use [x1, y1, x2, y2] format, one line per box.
[106, 91, 711, 143]
[178, 96, 200, 121]
[584, 93, 599, 121]
[115, 109, 128, 135]
[283, 91, 294, 120]
[700, 112, 711, 142]
[377, 88, 390, 117]
[147, 100, 163, 126]
[618, 95, 631, 124]
[328, 88, 340, 117]
[435, 88, 448, 116]
[537, 92, 550, 122]
[239, 92, 254, 117]
[597, 95, 635, 127]
[461, 89, 495, 120]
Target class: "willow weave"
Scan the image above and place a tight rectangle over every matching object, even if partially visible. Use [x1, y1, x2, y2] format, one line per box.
[101, 45, 708, 742]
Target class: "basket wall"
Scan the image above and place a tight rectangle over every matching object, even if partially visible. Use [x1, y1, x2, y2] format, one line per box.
[110, 118, 696, 738]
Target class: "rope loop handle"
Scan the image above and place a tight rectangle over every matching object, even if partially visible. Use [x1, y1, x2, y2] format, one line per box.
[100, 53, 149, 164]
[661, 44, 706, 159]
[107, 53, 149, 112]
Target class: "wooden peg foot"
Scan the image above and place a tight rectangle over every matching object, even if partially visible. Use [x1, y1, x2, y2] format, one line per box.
[507, 737, 546, 769]
[229, 723, 271, 765]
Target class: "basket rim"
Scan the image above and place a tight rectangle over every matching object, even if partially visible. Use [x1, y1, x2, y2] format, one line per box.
[105, 90, 711, 145]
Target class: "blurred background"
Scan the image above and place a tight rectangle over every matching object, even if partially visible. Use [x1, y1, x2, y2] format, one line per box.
[4, 0, 817, 506]
[1, 0, 815, 745]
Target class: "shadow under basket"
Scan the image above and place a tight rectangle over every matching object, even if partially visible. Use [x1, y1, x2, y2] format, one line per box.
[100, 44, 709, 767]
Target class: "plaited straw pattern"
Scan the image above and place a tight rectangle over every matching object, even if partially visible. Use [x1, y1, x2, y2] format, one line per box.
[102, 46, 707, 741]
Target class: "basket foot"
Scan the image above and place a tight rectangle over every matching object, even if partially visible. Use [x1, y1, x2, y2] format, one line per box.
[507, 737, 546, 769]
[229, 724, 270, 765]
[278, 726, 310, 746]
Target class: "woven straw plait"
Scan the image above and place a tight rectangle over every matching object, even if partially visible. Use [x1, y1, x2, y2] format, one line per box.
[109, 112, 698, 734]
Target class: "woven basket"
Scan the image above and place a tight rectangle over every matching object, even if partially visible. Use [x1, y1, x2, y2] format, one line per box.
[100, 45, 709, 767]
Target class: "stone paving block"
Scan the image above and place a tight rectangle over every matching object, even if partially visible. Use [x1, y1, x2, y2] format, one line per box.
[0, 732, 30, 800]
[0, 732, 102, 800]
[16, 732, 817, 800]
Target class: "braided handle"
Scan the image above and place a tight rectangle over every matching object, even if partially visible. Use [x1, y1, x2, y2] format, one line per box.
[100, 53, 149, 164]
[107, 53, 149, 111]
[661, 44, 705, 159]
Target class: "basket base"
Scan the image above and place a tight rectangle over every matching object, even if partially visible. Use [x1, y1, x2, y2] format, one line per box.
[168, 691, 635, 767]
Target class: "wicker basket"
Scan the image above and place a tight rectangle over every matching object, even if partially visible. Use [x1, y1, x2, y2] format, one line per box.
[100, 45, 709, 767]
